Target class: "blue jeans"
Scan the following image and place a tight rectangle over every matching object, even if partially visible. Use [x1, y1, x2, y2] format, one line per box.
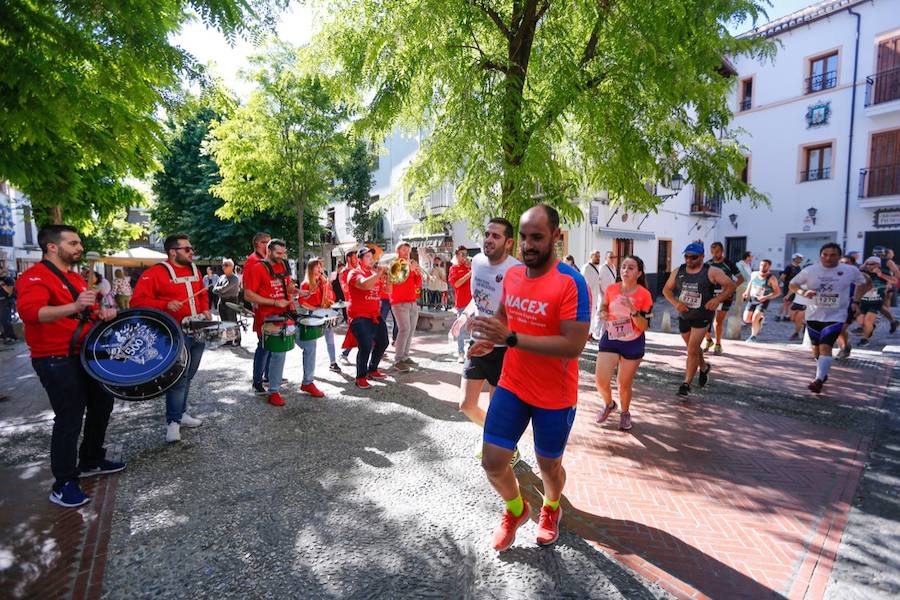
[253, 336, 273, 386]
[166, 337, 205, 424]
[296, 338, 318, 385]
[266, 351, 287, 393]
[323, 326, 337, 363]
[350, 317, 388, 379]
[456, 307, 468, 354]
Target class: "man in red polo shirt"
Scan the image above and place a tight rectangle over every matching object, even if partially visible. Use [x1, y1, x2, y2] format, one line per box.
[131, 234, 210, 443]
[338, 248, 358, 365]
[243, 232, 272, 378]
[448, 245, 473, 362]
[389, 241, 423, 372]
[348, 247, 389, 388]
[17, 225, 124, 508]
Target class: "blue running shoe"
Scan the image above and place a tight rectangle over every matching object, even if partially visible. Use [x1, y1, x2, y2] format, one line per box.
[49, 480, 90, 508]
[79, 458, 126, 478]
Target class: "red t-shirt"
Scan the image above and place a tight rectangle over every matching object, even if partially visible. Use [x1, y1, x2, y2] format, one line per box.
[389, 268, 422, 305]
[448, 262, 472, 308]
[602, 282, 653, 342]
[244, 251, 264, 276]
[17, 262, 102, 358]
[347, 266, 382, 319]
[498, 260, 591, 409]
[245, 261, 292, 332]
[299, 278, 333, 309]
[131, 261, 209, 323]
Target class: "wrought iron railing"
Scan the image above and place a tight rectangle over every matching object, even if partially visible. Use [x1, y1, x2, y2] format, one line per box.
[739, 97, 752, 111]
[801, 167, 831, 181]
[690, 195, 722, 216]
[865, 66, 900, 107]
[859, 164, 900, 198]
[804, 70, 837, 94]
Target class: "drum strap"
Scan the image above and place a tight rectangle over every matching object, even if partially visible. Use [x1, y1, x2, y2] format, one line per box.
[159, 262, 200, 316]
[40, 260, 93, 357]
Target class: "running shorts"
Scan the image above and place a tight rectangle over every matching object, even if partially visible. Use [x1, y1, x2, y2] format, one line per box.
[483, 386, 576, 459]
[806, 321, 843, 347]
[790, 303, 807, 312]
[745, 299, 770, 313]
[463, 344, 506, 387]
[717, 300, 733, 312]
[785, 292, 796, 303]
[678, 317, 711, 334]
[860, 301, 882, 315]
[598, 332, 646, 360]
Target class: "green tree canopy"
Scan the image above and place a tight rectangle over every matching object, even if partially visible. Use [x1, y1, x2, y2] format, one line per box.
[0, 0, 286, 225]
[337, 139, 380, 243]
[151, 105, 312, 260]
[314, 0, 774, 229]
[209, 46, 348, 261]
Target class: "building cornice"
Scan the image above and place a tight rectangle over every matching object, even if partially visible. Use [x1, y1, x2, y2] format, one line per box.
[738, 0, 870, 40]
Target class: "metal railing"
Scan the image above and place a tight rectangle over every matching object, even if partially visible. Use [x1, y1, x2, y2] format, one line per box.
[804, 70, 837, 94]
[859, 164, 900, 198]
[690, 195, 723, 216]
[739, 97, 752, 111]
[865, 66, 900, 107]
[801, 167, 831, 181]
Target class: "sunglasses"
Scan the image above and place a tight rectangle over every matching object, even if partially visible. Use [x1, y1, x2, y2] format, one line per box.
[176, 246, 194, 253]
[684, 254, 700, 260]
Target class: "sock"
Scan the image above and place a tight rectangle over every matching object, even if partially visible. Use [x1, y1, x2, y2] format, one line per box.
[505, 495, 524, 517]
[543, 496, 560, 511]
[816, 356, 833, 381]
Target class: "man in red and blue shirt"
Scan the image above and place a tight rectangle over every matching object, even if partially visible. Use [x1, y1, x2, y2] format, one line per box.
[470, 205, 591, 551]
[17, 225, 124, 508]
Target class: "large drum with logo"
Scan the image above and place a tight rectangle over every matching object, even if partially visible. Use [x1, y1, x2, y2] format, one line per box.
[81, 308, 189, 401]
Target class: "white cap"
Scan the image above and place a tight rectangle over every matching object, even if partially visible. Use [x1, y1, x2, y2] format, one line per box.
[791, 253, 803, 260]
[865, 256, 880, 264]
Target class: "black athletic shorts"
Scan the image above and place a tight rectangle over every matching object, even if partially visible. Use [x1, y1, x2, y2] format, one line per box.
[745, 299, 770, 313]
[860, 301, 883, 315]
[463, 345, 507, 387]
[807, 321, 843, 347]
[790, 303, 807, 312]
[679, 317, 711, 334]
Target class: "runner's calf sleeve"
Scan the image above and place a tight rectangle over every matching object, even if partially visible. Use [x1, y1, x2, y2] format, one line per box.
[816, 356, 833, 381]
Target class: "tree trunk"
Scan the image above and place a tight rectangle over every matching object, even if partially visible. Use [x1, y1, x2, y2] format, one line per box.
[49, 205, 63, 224]
[296, 199, 304, 267]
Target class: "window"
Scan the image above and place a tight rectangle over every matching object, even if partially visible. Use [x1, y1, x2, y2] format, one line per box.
[807, 51, 838, 94]
[726, 237, 746, 265]
[871, 35, 900, 106]
[614, 238, 633, 272]
[23, 205, 33, 245]
[740, 156, 750, 184]
[739, 77, 753, 111]
[803, 144, 833, 181]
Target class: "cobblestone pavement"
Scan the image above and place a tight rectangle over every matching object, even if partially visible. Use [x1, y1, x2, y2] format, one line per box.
[2, 312, 898, 599]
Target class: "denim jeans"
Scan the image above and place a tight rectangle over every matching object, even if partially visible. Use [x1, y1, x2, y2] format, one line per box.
[165, 337, 205, 424]
[380, 299, 398, 342]
[266, 350, 288, 393]
[296, 338, 318, 385]
[455, 307, 468, 354]
[323, 326, 337, 364]
[392, 302, 419, 361]
[350, 317, 388, 379]
[32, 356, 114, 486]
[253, 335, 273, 385]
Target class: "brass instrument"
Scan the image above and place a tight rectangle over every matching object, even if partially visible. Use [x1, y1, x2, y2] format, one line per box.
[378, 253, 411, 284]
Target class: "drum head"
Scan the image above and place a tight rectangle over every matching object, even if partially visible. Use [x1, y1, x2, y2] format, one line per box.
[216, 321, 238, 329]
[82, 308, 185, 387]
[312, 309, 339, 319]
[328, 301, 348, 309]
[299, 317, 326, 326]
[225, 302, 254, 317]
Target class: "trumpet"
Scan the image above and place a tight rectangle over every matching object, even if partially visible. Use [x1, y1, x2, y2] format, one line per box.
[378, 253, 411, 284]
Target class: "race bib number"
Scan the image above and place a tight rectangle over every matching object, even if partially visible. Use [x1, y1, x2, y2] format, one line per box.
[814, 292, 839, 307]
[607, 317, 635, 341]
[679, 291, 702, 309]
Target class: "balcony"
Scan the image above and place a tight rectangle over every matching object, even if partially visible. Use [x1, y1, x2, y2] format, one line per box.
[739, 97, 752, 112]
[690, 195, 723, 217]
[859, 165, 900, 208]
[865, 67, 900, 115]
[801, 167, 831, 182]
[804, 70, 837, 95]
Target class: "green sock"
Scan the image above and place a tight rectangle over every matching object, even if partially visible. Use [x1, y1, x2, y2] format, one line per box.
[505, 495, 524, 517]
[543, 496, 560, 511]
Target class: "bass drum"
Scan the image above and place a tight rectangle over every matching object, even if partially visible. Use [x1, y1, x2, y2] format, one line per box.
[81, 308, 189, 401]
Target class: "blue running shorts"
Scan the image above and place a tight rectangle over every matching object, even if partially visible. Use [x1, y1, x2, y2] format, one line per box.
[483, 386, 577, 459]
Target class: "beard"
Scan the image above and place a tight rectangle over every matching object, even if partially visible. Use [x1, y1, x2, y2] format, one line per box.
[483, 243, 504, 262]
[174, 254, 193, 267]
[522, 245, 552, 269]
[58, 247, 81, 266]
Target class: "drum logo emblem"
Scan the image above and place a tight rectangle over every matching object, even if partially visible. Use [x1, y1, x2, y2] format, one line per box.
[106, 323, 160, 364]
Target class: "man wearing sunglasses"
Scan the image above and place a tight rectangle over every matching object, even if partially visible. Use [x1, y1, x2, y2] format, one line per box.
[663, 242, 736, 398]
[132, 234, 210, 442]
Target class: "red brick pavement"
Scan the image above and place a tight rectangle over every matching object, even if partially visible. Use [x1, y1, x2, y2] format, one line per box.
[407, 333, 891, 600]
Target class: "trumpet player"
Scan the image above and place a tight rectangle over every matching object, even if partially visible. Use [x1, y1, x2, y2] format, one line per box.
[389, 241, 423, 372]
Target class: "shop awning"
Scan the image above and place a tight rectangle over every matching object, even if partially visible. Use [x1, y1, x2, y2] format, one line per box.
[102, 246, 167, 267]
[331, 241, 360, 258]
[597, 228, 656, 241]
[401, 233, 451, 248]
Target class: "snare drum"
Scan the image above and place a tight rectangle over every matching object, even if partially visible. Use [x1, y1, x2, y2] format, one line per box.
[297, 317, 325, 341]
[328, 301, 348, 310]
[194, 321, 240, 349]
[262, 317, 296, 352]
[311, 308, 340, 329]
[81, 308, 189, 401]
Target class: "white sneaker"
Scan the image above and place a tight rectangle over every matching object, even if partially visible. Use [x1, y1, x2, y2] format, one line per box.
[166, 422, 181, 443]
[457, 353, 465, 363]
[180, 413, 202, 428]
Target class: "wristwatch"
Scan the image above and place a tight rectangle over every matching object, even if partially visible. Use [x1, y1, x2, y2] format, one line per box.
[506, 331, 518, 347]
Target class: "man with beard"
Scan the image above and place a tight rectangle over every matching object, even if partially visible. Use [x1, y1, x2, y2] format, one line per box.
[456, 218, 520, 463]
[789, 243, 869, 394]
[702, 242, 744, 354]
[389, 241, 423, 372]
[214, 258, 242, 346]
[469, 205, 591, 551]
[132, 234, 210, 442]
[17, 225, 124, 506]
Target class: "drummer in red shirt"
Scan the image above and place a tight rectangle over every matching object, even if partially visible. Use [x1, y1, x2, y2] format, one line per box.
[348, 247, 390, 388]
[131, 234, 210, 443]
[244, 232, 272, 380]
[389, 241, 423, 372]
[17, 225, 124, 508]
[448, 245, 473, 362]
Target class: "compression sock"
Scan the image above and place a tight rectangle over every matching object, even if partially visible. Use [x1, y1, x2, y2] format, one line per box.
[505, 495, 525, 517]
[543, 496, 560, 511]
[816, 356, 833, 381]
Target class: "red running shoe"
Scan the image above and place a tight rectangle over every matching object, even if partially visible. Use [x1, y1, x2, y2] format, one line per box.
[355, 377, 372, 389]
[367, 370, 387, 379]
[300, 383, 325, 398]
[268, 392, 285, 406]
[535, 504, 562, 546]
[490, 502, 530, 552]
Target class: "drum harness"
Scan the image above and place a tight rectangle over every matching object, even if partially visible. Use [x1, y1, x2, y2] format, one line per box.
[159, 262, 201, 318]
[262, 261, 294, 319]
[40, 260, 95, 358]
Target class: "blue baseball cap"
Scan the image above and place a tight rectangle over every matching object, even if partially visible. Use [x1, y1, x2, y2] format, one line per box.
[683, 242, 704, 256]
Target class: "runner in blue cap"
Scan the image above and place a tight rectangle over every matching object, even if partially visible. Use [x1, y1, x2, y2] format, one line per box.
[663, 242, 737, 398]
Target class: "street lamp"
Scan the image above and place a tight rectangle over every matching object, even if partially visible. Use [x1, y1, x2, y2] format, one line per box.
[655, 173, 684, 200]
[807, 206, 818, 225]
[729, 213, 738, 229]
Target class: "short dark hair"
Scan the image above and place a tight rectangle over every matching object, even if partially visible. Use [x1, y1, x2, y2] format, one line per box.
[710, 241, 724, 250]
[487, 217, 514, 239]
[820, 242, 842, 255]
[253, 232, 271, 245]
[760, 258, 772, 266]
[538, 204, 560, 231]
[164, 234, 190, 252]
[267, 239, 286, 251]
[742, 251, 752, 260]
[38, 224, 79, 253]
[842, 254, 857, 265]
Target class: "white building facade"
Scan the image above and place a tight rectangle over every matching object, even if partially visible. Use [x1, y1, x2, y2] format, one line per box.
[0, 181, 41, 275]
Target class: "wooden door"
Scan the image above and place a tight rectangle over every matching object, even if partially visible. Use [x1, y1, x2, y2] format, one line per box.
[874, 35, 900, 105]
[869, 129, 900, 197]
